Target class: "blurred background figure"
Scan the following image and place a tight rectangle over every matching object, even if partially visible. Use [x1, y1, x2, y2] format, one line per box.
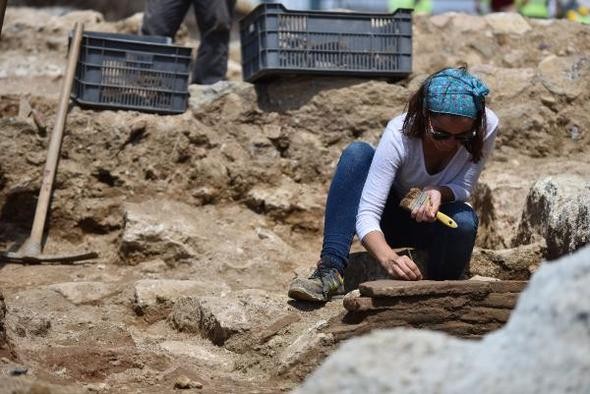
[142, 0, 237, 85]
[556, 0, 590, 22]
[388, 0, 433, 14]
[515, 0, 549, 17]
[477, 0, 516, 13]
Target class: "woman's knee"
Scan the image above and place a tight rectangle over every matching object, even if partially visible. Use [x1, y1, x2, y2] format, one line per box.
[443, 202, 479, 239]
[339, 142, 375, 168]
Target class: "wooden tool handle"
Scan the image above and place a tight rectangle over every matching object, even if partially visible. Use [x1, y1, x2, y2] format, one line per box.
[436, 211, 458, 228]
[28, 22, 84, 246]
[0, 0, 7, 39]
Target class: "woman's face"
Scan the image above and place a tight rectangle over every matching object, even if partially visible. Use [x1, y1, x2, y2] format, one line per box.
[426, 113, 476, 152]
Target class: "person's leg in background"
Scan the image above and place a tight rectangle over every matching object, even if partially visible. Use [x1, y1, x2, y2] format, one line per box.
[191, 0, 237, 84]
[288, 142, 375, 302]
[380, 194, 478, 280]
[141, 0, 191, 38]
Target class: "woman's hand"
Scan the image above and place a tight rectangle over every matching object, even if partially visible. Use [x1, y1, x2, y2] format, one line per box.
[362, 231, 423, 281]
[380, 251, 423, 281]
[411, 186, 442, 223]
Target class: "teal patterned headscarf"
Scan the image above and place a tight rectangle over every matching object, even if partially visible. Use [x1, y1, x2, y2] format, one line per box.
[425, 68, 489, 119]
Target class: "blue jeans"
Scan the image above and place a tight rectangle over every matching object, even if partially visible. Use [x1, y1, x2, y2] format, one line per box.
[321, 142, 479, 280]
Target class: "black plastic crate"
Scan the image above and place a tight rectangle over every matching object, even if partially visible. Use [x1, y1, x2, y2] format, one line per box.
[239, 4, 412, 82]
[72, 31, 192, 114]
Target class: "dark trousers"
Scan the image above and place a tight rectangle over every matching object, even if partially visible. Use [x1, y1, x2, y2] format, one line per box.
[321, 142, 479, 280]
[142, 0, 236, 84]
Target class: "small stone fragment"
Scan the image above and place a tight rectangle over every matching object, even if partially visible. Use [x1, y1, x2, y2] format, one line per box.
[175, 375, 191, 389]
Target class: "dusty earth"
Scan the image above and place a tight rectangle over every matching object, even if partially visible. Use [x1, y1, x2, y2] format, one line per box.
[0, 5, 589, 394]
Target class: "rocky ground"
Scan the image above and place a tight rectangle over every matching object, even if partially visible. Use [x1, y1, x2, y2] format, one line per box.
[0, 6, 589, 394]
[299, 245, 590, 394]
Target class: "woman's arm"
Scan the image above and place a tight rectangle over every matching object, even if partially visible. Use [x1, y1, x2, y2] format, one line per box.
[356, 119, 422, 280]
[356, 122, 402, 239]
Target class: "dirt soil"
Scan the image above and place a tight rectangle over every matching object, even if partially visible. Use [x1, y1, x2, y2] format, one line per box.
[0, 6, 589, 394]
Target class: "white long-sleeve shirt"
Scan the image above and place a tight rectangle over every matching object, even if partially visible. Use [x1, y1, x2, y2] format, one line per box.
[356, 107, 499, 241]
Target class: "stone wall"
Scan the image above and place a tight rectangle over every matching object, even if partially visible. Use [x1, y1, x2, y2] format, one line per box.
[335, 279, 526, 341]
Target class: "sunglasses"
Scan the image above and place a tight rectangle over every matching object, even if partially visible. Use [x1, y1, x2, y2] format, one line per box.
[428, 119, 476, 143]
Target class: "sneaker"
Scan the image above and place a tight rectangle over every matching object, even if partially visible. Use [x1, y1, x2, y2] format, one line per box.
[288, 264, 345, 302]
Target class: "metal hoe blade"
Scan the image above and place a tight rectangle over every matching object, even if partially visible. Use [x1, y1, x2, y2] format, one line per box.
[2, 251, 98, 264]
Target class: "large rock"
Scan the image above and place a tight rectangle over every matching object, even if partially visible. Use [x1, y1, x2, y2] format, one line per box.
[245, 176, 325, 231]
[118, 200, 297, 274]
[469, 243, 545, 280]
[278, 320, 331, 374]
[514, 176, 590, 259]
[189, 81, 254, 110]
[5, 297, 53, 341]
[537, 55, 589, 99]
[75, 198, 124, 235]
[133, 279, 229, 322]
[48, 282, 118, 305]
[297, 245, 590, 394]
[118, 200, 298, 290]
[168, 289, 286, 346]
[119, 200, 210, 265]
[484, 12, 532, 35]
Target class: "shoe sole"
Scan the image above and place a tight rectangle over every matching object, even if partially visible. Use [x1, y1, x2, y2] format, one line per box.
[288, 286, 326, 302]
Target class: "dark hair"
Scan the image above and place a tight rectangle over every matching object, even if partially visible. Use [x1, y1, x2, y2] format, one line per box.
[401, 66, 487, 163]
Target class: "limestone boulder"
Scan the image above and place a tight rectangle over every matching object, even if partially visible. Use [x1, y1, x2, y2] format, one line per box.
[245, 176, 324, 231]
[537, 55, 590, 100]
[278, 320, 332, 374]
[3, 289, 65, 345]
[48, 282, 119, 305]
[118, 199, 298, 290]
[119, 200, 208, 266]
[484, 12, 532, 35]
[469, 243, 545, 280]
[133, 279, 230, 322]
[189, 81, 254, 110]
[514, 175, 590, 259]
[76, 198, 124, 235]
[168, 289, 287, 346]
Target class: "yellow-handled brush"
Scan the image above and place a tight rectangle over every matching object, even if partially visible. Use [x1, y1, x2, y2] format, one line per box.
[399, 187, 458, 228]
